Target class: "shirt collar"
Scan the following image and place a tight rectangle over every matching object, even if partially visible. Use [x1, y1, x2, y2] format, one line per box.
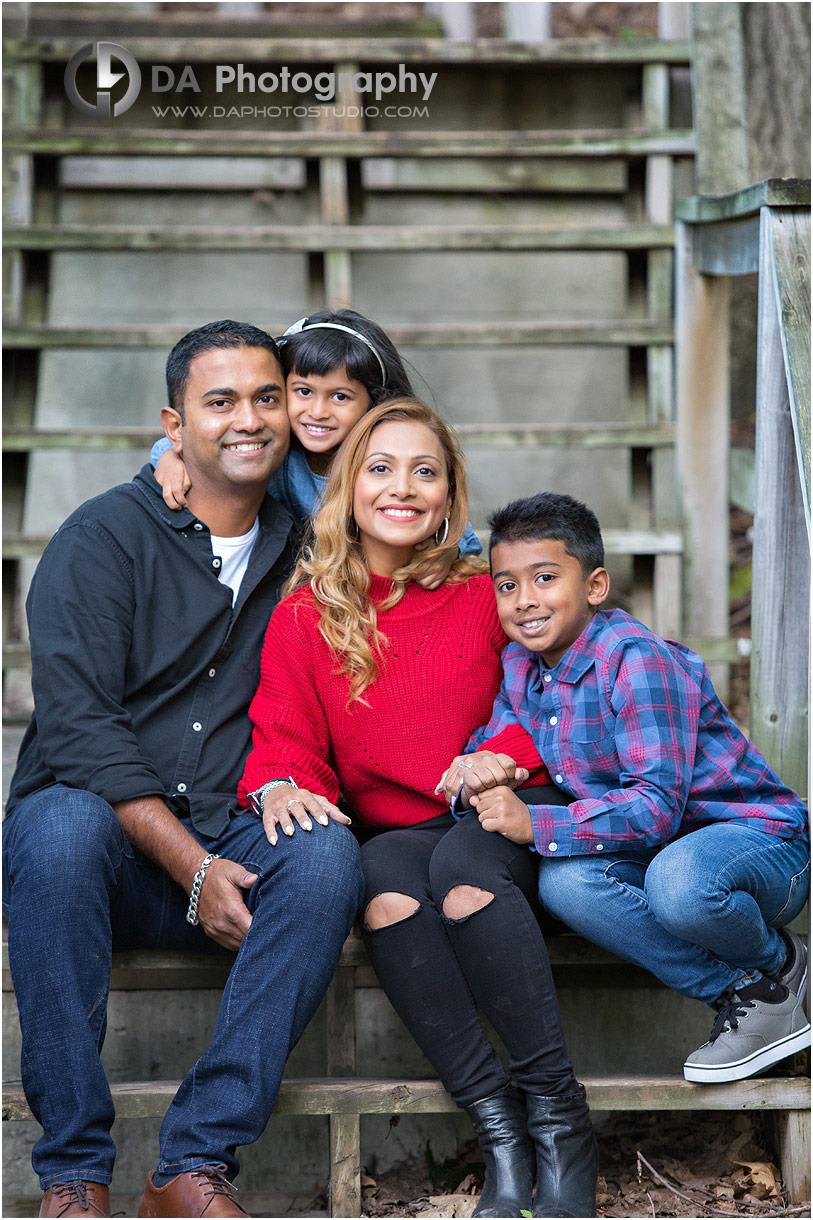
[133, 463, 294, 543]
[533, 610, 607, 685]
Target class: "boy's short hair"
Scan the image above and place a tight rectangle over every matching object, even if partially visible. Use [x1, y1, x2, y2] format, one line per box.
[488, 492, 605, 576]
[166, 320, 280, 420]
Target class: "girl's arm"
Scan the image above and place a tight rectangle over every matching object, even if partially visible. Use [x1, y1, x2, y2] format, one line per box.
[150, 436, 191, 510]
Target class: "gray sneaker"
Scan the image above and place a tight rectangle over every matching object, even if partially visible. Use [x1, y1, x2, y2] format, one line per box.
[777, 929, 808, 998]
[684, 979, 811, 1083]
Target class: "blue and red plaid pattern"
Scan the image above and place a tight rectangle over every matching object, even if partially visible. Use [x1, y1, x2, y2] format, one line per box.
[466, 609, 807, 857]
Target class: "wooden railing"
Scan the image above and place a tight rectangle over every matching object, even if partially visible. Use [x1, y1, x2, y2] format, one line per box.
[674, 177, 810, 795]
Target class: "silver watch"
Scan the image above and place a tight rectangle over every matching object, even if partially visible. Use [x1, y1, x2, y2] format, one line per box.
[249, 776, 296, 818]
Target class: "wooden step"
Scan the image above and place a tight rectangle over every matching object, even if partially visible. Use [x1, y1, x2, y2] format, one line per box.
[4, 37, 693, 67]
[4, 129, 696, 160]
[1, 422, 676, 453]
[1, 933, 645, 993]
[1, 528, 684, 562]
[3, 223, 674, 253]
[3, 1075, 807, 1122]
[3, 321, 675, 350]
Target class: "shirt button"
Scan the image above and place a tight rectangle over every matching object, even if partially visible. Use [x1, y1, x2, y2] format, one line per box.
[192, 721, 202, 732]
[212, 558, 221, 569]
[549, 841, 558, 852]
[177, 782, 187, 793]
[194, 522, 204, 531]
[544, 674, 552, 683]
[549, 716, 557, 725]
[555, 774, 564, 784]
[208, 668, 216, 678]
[596, 843, 604, 852]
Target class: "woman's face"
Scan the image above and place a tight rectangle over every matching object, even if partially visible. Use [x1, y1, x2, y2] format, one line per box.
[353, 419, 452, 576]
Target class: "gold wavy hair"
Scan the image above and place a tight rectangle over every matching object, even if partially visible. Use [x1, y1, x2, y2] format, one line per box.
[284, 397, 487, 703]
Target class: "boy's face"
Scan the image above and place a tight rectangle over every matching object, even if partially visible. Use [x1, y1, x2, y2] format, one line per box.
[490, 537, 609, 667]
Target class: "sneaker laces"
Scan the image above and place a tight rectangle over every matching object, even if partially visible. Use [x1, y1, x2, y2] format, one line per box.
[50, 1181, 106, 1215]
[708, 993, 754, 1042]
[190, 1165, 248, 1213]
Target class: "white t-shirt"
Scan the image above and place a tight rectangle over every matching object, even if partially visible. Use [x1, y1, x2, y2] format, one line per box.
[210, 519, 259, 605]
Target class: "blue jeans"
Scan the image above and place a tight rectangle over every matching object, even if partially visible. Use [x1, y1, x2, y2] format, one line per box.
[3, 785, 364, 1189]
[538, 824, 810, 1004]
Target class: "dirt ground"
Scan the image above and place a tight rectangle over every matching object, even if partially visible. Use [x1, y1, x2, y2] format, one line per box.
[354, 1108, 811, 1219]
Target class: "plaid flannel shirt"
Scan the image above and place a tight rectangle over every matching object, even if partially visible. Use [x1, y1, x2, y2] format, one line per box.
[465, 609, 807, 858]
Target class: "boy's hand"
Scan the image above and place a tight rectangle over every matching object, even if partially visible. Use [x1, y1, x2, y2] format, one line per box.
[412, 542, 459, 591]
[470, 785, 534, 845]
[155, 448, 192, 510]
[436, 751, 529, 808]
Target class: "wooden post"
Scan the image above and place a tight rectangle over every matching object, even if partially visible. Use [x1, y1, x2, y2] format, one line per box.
[674, 219, 730, 695]
[326, 965, 361, 1217]
[318, 63, 362, 310]
[766, 1109, 812, 1205]
[749, 208, 810, 797]
[690, 3, 750, 194]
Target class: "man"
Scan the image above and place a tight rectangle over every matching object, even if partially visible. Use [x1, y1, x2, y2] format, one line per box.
[4, 321, 364, 1218]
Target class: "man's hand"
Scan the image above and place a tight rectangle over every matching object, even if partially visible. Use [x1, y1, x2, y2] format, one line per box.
[436, 751, 529, 808]
[262, 786, 351, 846]
[470, 785, 534, 845]
[195, 858, 258, 950]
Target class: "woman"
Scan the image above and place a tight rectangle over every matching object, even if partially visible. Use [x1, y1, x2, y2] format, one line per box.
[238, 399, 597, 1218]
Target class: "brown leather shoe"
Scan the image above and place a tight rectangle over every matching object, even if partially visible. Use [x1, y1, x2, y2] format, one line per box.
[40, 1181, 111, 1217]
[138, 1164, 250, 1217]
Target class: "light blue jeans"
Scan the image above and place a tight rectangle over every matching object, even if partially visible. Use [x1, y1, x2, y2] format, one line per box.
[538, 823, 810, 1004]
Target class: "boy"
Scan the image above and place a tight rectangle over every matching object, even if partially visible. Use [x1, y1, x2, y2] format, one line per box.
[441, 492, 809, 1083]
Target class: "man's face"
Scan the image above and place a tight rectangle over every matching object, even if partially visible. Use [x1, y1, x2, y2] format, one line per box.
[165, 345, 289, 493]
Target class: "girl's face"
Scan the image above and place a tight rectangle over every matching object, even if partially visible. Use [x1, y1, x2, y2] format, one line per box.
[287, 365, 371, 473]
[353, 419, 451, 577]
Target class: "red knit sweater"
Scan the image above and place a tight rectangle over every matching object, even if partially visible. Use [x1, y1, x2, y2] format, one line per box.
[238, 572, 547, 829]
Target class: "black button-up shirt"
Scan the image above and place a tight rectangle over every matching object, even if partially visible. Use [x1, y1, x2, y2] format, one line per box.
[8, 464, 297, 837]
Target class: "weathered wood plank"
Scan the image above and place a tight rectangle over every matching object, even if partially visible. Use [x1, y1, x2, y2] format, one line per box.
[2, 321, 676, 349]
[329, 1115, 362, 1218]
[767, 1109, 812, 1205]
[750, 213, 810, 797]
[3, 37, 693, 66]
[675, 178, 811, 224]
[59, 156, 306, 191]
[674, 220, 731, 698]
[2, 223, 676, 252]
[362, 157, 627, 194]
[1, 423, 677, 453]
[3, 1076, 808, 1122]
[690, 4, 750, 196]
[766, 208, 811, 523]
[4, 128, 696, 160]
[692, 215, 761, 276]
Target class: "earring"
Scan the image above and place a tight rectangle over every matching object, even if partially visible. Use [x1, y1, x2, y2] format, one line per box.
[434, 516, 450, 546]
[350, 519, 360, 541]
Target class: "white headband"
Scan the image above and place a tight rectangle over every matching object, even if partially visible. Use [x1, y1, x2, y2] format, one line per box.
[278, 316, 387, 386]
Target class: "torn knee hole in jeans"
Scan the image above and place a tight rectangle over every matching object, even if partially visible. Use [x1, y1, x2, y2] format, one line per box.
[363, 892, 421, 932]
[441, 885, 495, 924]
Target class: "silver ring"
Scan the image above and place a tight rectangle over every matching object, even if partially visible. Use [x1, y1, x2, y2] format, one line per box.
[459, 762, 474, 769]
[286, 798, 300, 810]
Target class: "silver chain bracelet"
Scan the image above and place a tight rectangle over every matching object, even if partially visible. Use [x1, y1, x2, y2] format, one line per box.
[186, 853, 220, 926]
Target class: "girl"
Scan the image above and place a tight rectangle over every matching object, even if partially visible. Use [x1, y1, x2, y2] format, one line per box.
[151, 309, 481, 589]
[237, 399, 598, 1219]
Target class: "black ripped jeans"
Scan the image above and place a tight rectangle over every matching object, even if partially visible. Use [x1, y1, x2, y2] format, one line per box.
[360, 789, 577, 1107]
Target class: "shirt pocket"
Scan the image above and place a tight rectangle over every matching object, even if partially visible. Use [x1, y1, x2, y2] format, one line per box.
[567, 696, 608, 742]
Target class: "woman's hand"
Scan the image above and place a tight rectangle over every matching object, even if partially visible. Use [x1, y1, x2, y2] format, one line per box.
[412, 542, 459, 591]
[435, 751, 529, 808]
[155, 448, 192, 510]
[470, 786, 534, 845]
[262, 786, 351, 846]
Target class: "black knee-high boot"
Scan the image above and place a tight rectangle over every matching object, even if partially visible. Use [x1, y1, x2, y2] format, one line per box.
[466, 1084, 535, 1218]
[525, 1084, 598, 1217]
